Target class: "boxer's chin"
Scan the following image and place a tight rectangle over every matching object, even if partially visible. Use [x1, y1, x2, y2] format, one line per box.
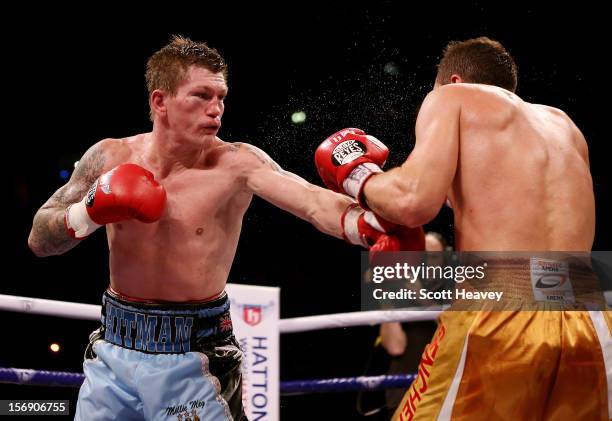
[202, 127, 219, 136]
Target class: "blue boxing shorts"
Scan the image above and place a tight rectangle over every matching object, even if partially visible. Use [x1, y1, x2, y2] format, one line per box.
[74, 288, 246, 420]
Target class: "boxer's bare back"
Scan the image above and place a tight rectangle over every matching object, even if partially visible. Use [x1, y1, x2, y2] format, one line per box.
[448, 84, 594, 251]
[365, 83, 594, 251]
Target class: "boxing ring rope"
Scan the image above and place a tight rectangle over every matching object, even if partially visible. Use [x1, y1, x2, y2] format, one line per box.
[0, 293, 434, 394]
[0, 294, 101, 321]
[4, 293, 610, 394]
[0, 367, 416, 394]
[0, 294, 441, 331]
[4, 292, 611, 330]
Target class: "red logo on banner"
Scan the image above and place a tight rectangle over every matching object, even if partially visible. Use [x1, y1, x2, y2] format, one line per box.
[243, 306, 262, 326]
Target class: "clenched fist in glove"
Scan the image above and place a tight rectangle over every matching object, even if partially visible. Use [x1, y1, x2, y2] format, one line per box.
[341, 204, 425, 261]
[65, 163, 167, 239]
[315, 128, 388, 208]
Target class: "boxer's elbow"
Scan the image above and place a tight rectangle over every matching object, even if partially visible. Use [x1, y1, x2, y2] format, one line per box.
[28, 238, 69, 257]
[28, 234, 50, 257]
[28, 215, 51, 257]
[27, 227, 61, 257]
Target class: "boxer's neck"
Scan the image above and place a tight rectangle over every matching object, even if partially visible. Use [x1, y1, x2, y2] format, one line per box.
[144, 126, 218, 176]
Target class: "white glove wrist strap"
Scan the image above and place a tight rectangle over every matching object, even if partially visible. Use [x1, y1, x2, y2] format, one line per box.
[342, 163, 382, 202]
[66, 196, 101, 239]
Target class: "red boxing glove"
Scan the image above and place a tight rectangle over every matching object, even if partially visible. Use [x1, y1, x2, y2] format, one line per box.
[315, 128, 388, 207]
[65, 163, 167, 239]
[341, 204, 384, 248]
[369, 226, 425, 254]
[341, 204, 425, 262]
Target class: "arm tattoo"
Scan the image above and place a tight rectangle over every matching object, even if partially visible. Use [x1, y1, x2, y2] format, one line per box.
[239, 143, 307, 183]
[29, 143, 107, 256]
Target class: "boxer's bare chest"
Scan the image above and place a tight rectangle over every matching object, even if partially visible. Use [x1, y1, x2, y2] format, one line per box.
[160, 166, 244, 224]
[111, 148, 251, 240]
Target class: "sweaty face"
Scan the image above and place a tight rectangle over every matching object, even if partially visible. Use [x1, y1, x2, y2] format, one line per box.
[165, 66, 228, 141]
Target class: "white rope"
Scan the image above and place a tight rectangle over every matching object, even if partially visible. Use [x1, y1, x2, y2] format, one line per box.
[0, 294, 439, 332]
[0, 294, 100, 321]
[2, 293, 610, 333]
[279, 310, 440, 333]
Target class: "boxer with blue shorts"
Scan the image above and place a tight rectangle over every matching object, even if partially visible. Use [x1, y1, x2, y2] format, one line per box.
[28, 36, 391, 421]
[75, 289, 245, 420]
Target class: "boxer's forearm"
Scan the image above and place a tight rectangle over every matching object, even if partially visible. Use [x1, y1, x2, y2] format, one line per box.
[241, 143, 353, 239]
[244, 158, 351, 239]
[306, 186, 354, 239]
[28, 166, 97, 257]
[363, 168, 438, 227]
[29, 207, 80, 257]
[248, 170, 351, 239]
[28, 141, 108, 257]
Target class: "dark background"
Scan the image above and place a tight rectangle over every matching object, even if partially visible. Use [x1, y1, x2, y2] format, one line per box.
[3, 3, 610, 420]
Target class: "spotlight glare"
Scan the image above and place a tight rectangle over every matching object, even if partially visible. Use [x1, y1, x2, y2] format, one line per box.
[291, 111, 306, 124]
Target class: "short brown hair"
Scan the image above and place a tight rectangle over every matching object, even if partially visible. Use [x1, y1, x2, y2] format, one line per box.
[146, 35, 228, 120]
[436, 37, 517, 92]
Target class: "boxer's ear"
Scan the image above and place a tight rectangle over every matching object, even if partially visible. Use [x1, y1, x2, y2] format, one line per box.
[450, 74, 463, 84]
[150, 90, 168, 119]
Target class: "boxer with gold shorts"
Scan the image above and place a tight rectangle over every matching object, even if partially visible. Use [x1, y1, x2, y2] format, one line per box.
[315, 37, 610, 419]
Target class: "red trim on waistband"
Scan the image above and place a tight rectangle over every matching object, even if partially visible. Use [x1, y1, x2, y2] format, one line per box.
[107, 286, 224, 304]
